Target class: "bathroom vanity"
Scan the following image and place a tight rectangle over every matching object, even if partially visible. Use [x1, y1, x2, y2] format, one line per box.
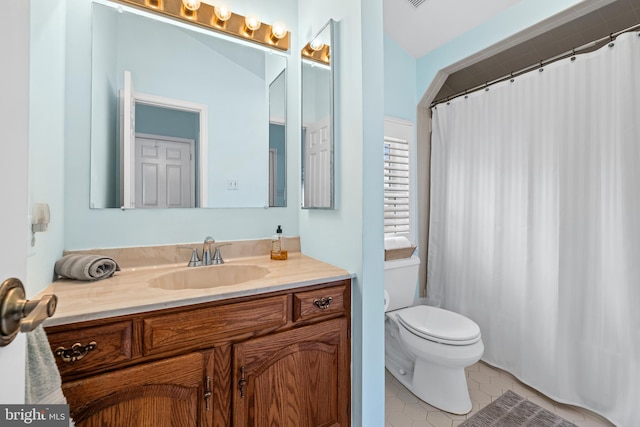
[42, 242, 351, 426]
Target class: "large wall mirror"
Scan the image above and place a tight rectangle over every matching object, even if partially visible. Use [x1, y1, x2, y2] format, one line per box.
[301, 20, 336, 209]
[89, 3, 287, 209]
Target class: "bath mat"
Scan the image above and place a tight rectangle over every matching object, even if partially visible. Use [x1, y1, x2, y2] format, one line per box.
[459, 390, 577, 427]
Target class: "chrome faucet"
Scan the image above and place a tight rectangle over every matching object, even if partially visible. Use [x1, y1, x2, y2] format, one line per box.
[212, 243, 231, 265]
[202, 236, 215, 266]
[178, 246, 201, 267]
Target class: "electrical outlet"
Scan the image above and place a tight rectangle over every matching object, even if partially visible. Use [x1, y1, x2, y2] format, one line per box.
[227, 178, 239, 190]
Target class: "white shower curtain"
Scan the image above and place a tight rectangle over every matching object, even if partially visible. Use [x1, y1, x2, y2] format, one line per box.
[428, 32, 640, 426]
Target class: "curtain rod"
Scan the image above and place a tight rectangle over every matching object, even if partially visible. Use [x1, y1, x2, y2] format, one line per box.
[431, 22, 640, 108]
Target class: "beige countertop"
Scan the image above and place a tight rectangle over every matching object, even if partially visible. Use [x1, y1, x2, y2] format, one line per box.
[41, 252, 351, 327]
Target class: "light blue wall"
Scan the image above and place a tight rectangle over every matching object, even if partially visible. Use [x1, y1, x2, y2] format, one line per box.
[416, 0, 588, 100]
[136, 105, 200, 142]
[384, 34, 416, 123]
[90, 4, 117, 209]
[360, 2, 385, 426]
[298, 0, 385, 425]
[301, 63, 331, 123]
[27, 0, 67, 294]
[63, 0, 299, 249]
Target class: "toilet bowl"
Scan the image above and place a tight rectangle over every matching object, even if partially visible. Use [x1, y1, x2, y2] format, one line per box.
[384, 255, 484, 414]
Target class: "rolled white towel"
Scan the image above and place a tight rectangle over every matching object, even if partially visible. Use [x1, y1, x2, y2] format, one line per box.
[54, 254, 120, 281]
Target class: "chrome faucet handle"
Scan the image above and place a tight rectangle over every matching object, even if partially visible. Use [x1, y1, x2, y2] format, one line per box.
[178, 246, 201, 267]
[211, 247, 224, 265]
[211, 243, 231, 265]
[202, 236, 215, 266]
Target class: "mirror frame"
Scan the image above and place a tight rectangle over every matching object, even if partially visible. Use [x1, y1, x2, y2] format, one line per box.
[301, 19, 336, 210]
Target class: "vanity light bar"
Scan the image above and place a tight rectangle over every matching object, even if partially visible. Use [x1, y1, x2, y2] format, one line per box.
[112, 0, 290, 51]
[301, 42, 330, 65]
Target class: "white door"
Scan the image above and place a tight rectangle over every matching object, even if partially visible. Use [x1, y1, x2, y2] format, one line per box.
[135, 135, 195, 208]
[0, 1, 29, 403]
[303, 116, 331, 207]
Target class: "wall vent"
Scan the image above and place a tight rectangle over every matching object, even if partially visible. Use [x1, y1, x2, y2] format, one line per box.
[406, 0, 427, 8]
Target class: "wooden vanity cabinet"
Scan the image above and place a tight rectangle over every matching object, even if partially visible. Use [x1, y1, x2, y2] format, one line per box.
[233, 318, 349, 427]
[61, 351, 213, 427]
[45, 280, 351, 427]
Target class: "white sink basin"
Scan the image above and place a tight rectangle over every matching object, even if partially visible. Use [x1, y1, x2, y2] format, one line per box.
[149, 265, 269, 290]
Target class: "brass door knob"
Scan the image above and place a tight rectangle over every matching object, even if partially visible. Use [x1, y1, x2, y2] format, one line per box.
[1, 278, 57, 346]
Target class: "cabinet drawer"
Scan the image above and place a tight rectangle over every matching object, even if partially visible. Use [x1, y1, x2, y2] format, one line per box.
[293, 284, 346, 322]
[143, 295, 288, 356]
[47, 321, 133, 378]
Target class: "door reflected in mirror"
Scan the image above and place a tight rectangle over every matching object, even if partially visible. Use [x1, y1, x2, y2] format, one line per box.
[269, 70, 287, 207]
[89, 3, 288, 209]
[301, 20, 336, 209]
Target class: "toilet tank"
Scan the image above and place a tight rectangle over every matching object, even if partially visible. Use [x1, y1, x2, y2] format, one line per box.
[384, 255, 420, 312]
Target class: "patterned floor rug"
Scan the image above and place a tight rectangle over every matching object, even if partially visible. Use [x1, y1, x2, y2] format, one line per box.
[459, 390, 578, 427]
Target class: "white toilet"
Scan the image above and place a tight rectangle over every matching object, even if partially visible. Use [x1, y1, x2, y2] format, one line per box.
[384, 256, 484, 414]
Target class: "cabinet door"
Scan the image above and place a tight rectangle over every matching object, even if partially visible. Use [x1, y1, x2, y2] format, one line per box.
[233, 318, 350, 427]
[63, 351, 214, 427]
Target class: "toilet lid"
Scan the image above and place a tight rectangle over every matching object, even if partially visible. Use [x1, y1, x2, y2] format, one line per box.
[396, 305, 481, 345]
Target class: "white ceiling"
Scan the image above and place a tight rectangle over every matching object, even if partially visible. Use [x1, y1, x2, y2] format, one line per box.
[383, 0, 522, 58]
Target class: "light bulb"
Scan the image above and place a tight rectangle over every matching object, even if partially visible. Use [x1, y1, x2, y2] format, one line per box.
[181, 0, 201, 11]
[271, 22, 287, 40]
[309, 39, 324, 51]
[245, 15, 261, 32]
[214, 5, 231, 21]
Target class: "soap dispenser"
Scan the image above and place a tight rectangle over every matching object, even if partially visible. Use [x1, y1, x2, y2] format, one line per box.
[271, 225, 288, 260]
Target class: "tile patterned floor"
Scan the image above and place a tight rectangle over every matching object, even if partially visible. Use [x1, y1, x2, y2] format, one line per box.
[385, 361, 615, 427]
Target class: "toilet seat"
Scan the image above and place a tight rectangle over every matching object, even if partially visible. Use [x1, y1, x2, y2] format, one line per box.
[396, 306, 481, 346]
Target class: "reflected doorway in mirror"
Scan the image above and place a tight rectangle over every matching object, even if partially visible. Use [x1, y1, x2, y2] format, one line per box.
[300, 19, 336, 209]
[118, 70, 209, 209]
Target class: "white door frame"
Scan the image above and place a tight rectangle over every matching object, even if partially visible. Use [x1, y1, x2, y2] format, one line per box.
[121, 71, 209, 208]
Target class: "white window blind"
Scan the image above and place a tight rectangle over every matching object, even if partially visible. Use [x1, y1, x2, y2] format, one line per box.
[384, 135, 410, 237]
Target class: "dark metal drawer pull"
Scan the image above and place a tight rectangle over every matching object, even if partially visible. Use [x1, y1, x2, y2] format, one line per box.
[54, 341, 97, 363]
[204, 376, 212, 410]
[313, 296, 333, 310]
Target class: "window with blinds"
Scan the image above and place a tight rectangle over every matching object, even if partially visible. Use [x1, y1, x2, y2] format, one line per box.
[384, 135, 411, 237]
